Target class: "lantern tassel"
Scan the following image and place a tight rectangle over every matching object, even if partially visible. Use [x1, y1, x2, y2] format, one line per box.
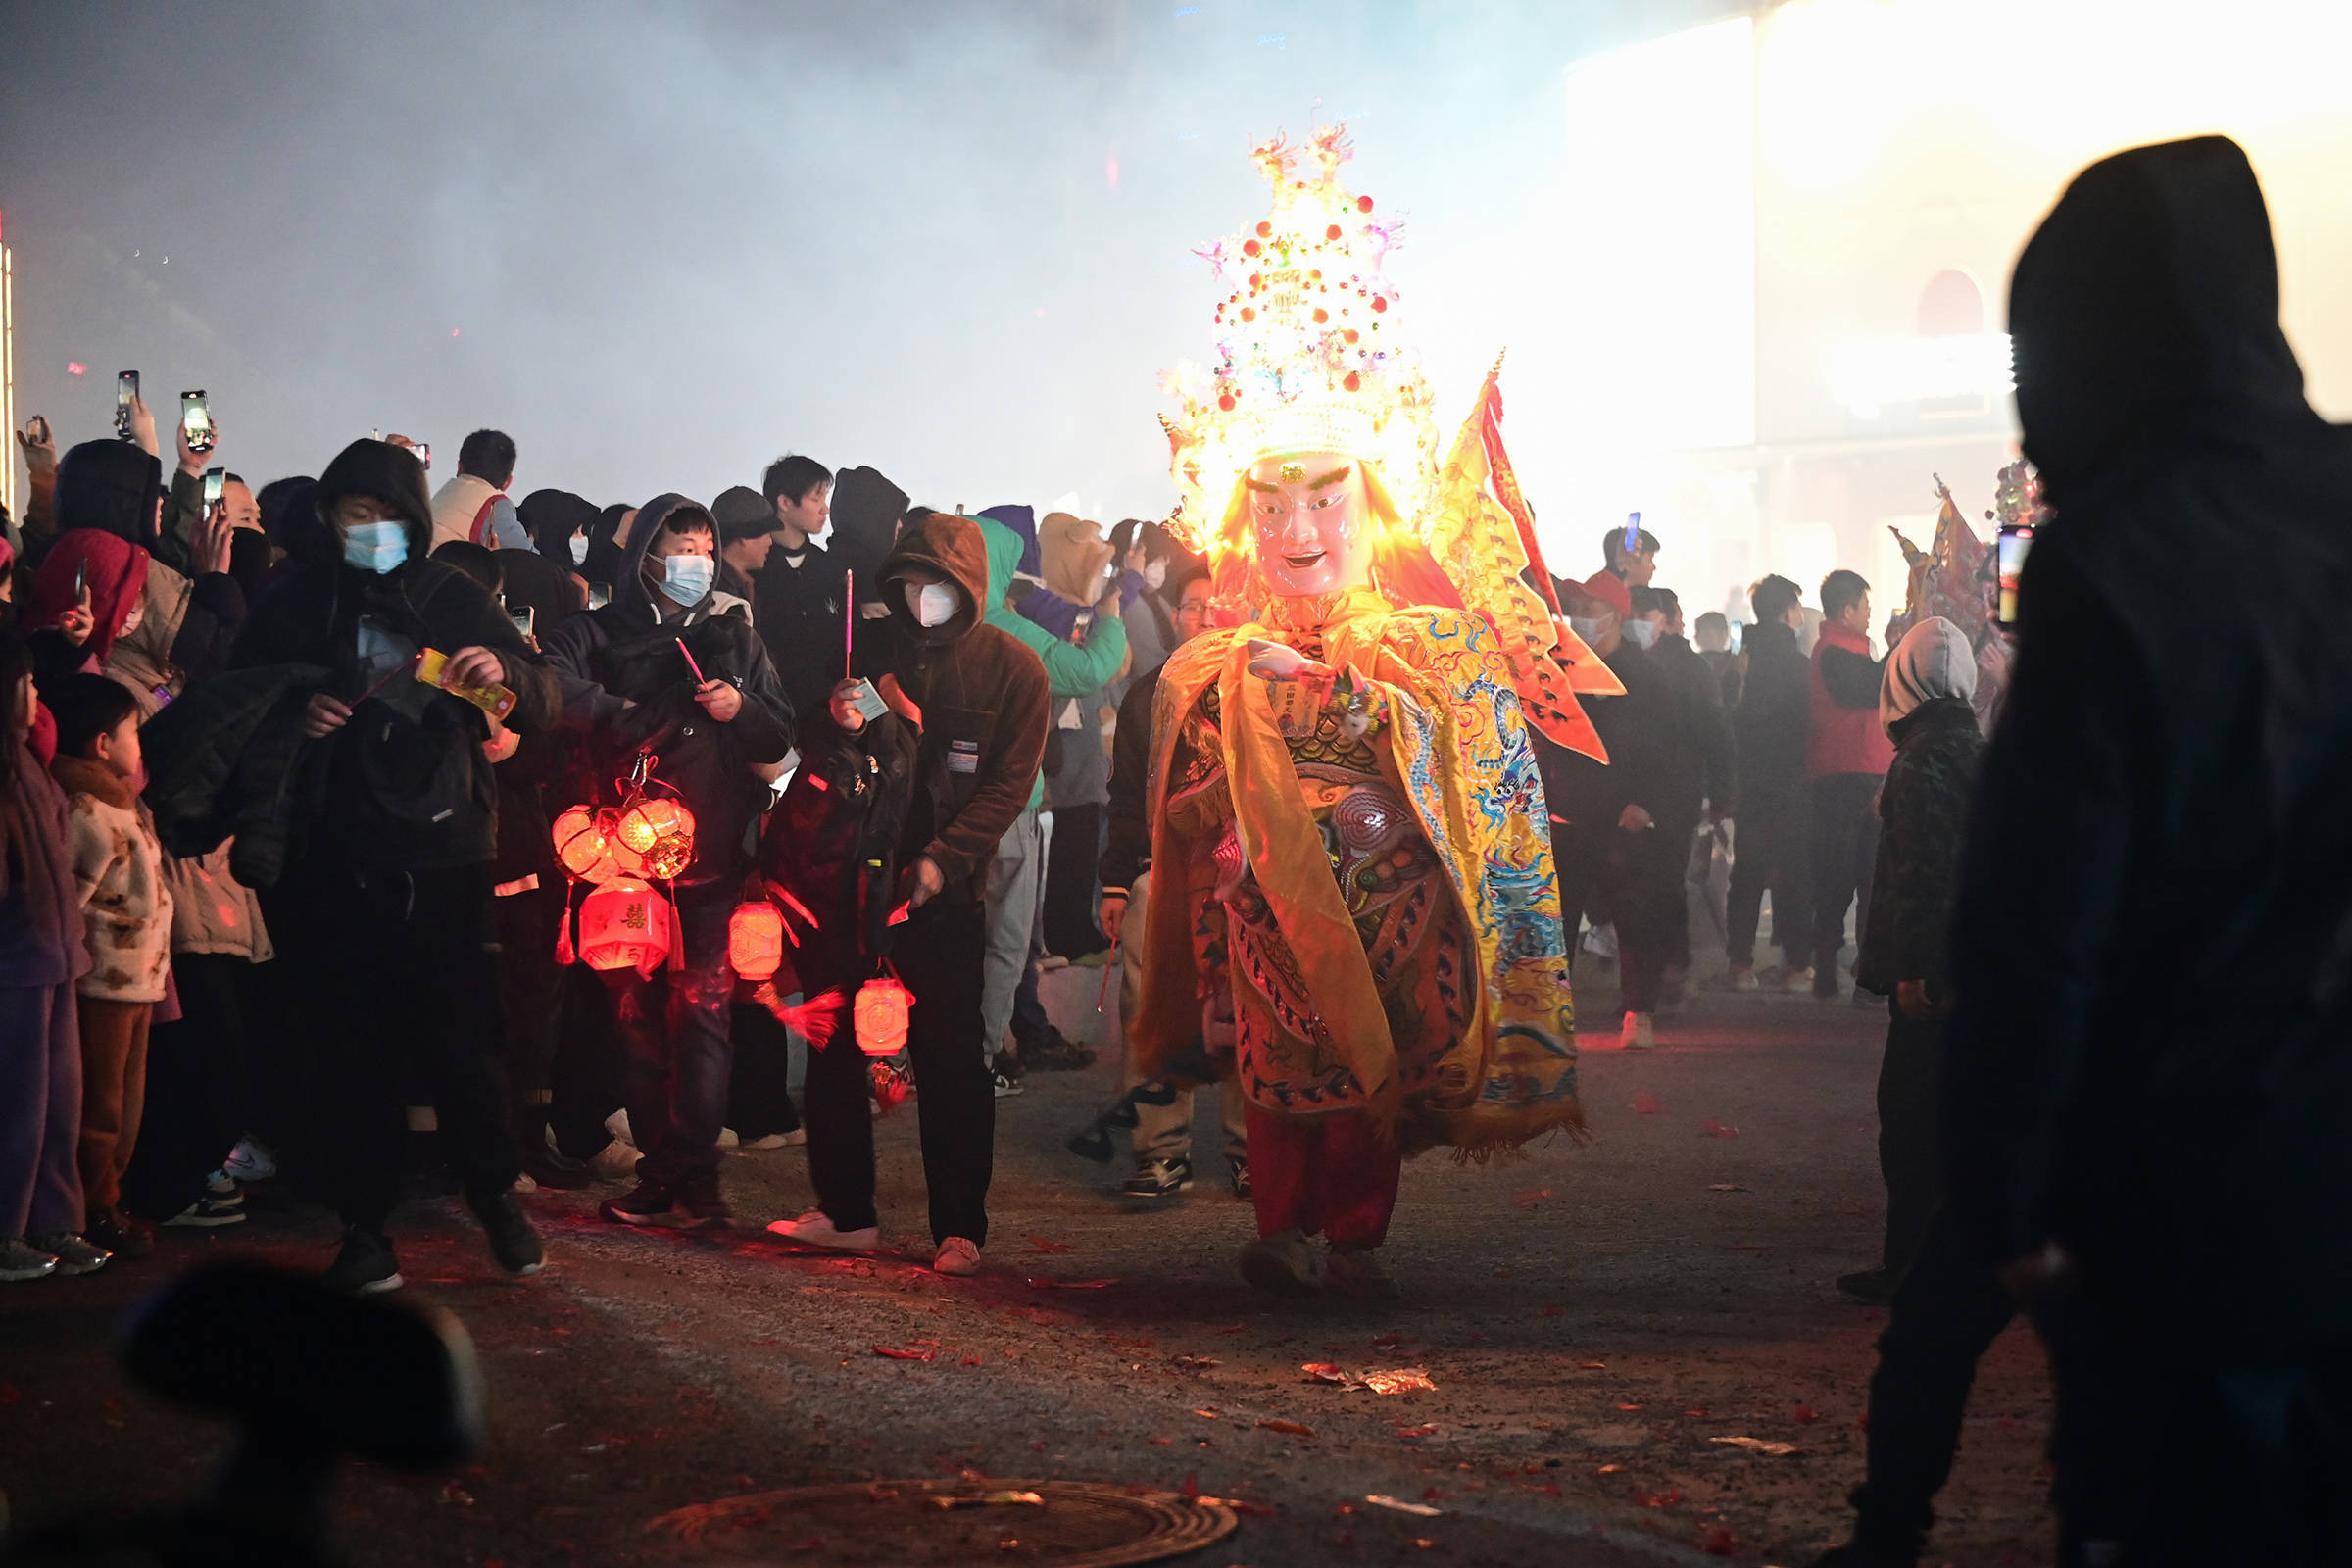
[757, 984, 851, 1049]
[553, 886, 576, 966]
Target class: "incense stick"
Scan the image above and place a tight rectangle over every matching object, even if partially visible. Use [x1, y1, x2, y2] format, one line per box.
[844, 567, 856, 678]
[674, 637, 707, 686]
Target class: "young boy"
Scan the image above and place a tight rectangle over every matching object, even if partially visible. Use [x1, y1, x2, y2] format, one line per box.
[48, 673, 173, 1259]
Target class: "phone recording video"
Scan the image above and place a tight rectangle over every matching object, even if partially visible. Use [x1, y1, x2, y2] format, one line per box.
[180, 390, 215, 453]
[203, 467, 226, 510]
[1997, 522, 2034, 630]
[508, 604, 536, 640]
[115, 371, 139, 439]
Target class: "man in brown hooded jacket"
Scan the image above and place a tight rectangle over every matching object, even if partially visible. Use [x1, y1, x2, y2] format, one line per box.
[766, 512, 1049, 1277]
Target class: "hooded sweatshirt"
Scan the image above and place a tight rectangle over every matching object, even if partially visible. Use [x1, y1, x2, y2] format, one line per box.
[975, 517, 1127, 813]
[1853, 617, 1983, 1001]
[517, 487, 602, 568]
[27, 530, 150, 669]
[1945, 136, 2352, 1340]
[230, 439, 559, 872]
[828, 466, 910, 591]
[54, 440, 163, 555]
[540, 493, 793, 903]
[845, 513, 1049, 904]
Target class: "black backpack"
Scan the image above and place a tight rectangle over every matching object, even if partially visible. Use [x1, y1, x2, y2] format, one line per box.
[760, 713, 918, 961]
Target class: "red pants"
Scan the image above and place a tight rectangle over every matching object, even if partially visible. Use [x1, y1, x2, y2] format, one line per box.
[1245, 1104, 1401, 1247]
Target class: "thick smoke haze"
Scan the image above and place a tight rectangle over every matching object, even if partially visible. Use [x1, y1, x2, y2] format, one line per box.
[0, 0, 1739, 522]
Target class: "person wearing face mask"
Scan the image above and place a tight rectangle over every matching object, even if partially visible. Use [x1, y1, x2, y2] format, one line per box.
[1538, 589, 1678, 1052]
[226, 437, 560, 1295]
[766, 511, 1049, 1280]
[540, 495, 795, 1231]
[517, 488, 604, 613]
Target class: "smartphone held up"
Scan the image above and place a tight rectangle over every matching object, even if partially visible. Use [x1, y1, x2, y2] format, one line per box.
[180, 390, 215, 453]
[115, 371, 139, 440]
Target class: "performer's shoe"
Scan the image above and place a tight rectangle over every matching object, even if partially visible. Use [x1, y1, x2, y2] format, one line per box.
[1238, 1228, 1323, 1297]
[1621, 1011, 1656, 1051]
[1325, 1243, 1399, 1300]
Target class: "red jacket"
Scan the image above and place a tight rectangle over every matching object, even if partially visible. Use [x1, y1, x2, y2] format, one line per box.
[1807, 620, 1894, 779]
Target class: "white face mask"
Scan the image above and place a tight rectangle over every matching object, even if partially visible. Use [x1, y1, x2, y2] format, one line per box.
[1142, 561, 1168, 591]
[341, 519, 409, 575]
[653, 552, 713, 607]
[1568, 615, 1605, 644]
[568, 534, 590, 565]
[906, 581, 958, 627]
[1623, 618, 1660, 651]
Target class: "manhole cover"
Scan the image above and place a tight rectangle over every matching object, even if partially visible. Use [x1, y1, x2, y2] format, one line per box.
[648, 1477, 1240, 1566]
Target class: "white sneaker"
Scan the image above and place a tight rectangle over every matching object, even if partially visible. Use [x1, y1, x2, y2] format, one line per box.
[604, 1108, 635, 1146]
[1727, 965, 1759, 992]
[765, 1208, 878, 1250]
[203, 1168, 244, 1202]
[1784, 966, 1815, 994]
[221, 1137, 276, 1184]
[743, 1130, 803, 1150]
[1621, 1011, 1655, 1051]
[717, 1127, 741, 1149]
[933, 1237, 982, 1277]
[588, 1139, 642, 1182]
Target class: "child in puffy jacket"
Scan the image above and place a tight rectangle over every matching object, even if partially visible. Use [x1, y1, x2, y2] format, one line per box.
[48, 673, 173, 1261]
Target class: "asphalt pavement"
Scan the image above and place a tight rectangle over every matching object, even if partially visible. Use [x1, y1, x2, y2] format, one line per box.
[0, 953, 2055, 1567]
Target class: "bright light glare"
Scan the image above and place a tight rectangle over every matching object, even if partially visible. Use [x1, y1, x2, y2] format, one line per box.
[1830, 333, 2014, 419]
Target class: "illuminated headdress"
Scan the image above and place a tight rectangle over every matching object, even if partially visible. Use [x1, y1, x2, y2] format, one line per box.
[1160, 125, 1439, 557]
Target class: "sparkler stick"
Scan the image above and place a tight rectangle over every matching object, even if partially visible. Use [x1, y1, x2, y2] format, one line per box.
[1096, 934, 1119, 1014]
[844, 567, 856, 678]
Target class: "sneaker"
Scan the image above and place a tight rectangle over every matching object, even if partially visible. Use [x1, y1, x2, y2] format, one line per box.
[1727, 964, 1759, 992]
[203, 1169, 245, 1203]
[1229, 1155, 1251, 1201]
[1325, 1243, 1399, 1300]
[717, 1127, 742, 1148]
[678, 1178, 731, 1228]
[28, 1232, 111, 1276]
[1238, 1228, 1324, 1297]
[1121, 1155, 1195, 1200]
[520, 1138, 595, 1192]
[0, 1238, 58, 1283]
[599, 1180, 685, 1227]
[1783, 965, 1815, 994]
[1024, 1027, 1098, 1072]
[83, 1209, 152, 1259]
[604, 1108, 636, 1146]
[765, 1208, 879, 1251]
[472, 1189, 546, 1276]
[1837, 1267, 1894, 1304]
[992, 1071, 1025, 1100]
[933, 1236, 982, 1277]
[163, 1195, 249, 1228]
[1621, 1011, 1655, 1051]
[1038, 954, 1071, 973]
[323, 1226, 403, 1295]
[220, 1136, 277, 1184]
[742, 1129, 804, 1150]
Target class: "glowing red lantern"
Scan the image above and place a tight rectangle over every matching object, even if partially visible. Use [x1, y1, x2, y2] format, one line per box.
[854, 972, 912, 1057]
[729, 900, 785, 982]
[577, 877, 673, 977]
[553, 805, 623, 883]
[614, 795, 696, 879]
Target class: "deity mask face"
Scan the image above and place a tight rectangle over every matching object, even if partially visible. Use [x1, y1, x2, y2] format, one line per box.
[1245, 451, 1375, 598]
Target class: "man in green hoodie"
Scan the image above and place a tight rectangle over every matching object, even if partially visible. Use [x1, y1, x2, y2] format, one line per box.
[971, 516, 1127, 1076]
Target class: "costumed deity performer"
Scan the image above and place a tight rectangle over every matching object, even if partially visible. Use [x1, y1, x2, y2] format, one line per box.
[1134, 127, 1593, 1300]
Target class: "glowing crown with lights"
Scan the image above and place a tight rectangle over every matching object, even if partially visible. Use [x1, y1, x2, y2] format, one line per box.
[1160, 125, 1439, 556]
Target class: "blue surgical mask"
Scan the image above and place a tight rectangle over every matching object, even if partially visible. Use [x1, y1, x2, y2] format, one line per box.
[654, 552, 713, 607]
[1623, 618, 1660, 650]
[341, 520, 409, 575]
[568, 534, 589, 565]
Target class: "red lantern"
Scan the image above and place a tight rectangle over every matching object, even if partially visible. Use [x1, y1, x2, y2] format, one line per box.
[854, 971, 912, 1057]
[578, 877, 673, 977]
[729, 900, 785, 981]
[615, 795, 696, 880]
[553, 805, 623, 883]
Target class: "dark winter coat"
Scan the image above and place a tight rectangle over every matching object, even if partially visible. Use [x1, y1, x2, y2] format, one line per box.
[540, 492, 795, 903]
[1944, 136, 2352, 1344]
[229, 439, 559, 874]
[752, 537, 850, 722]
[1854, 698, 1983, 999]
[1538, 639, 1673, 833]
[1733, 620, 1809, 810]
[846, 513, 1049, 906]
[1100, 665, 1157, 899]
[139, 662, 332, 891]
[1649, 631, 1737, 830]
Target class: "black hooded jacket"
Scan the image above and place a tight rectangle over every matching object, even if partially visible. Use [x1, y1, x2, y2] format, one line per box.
[1733, 619, 1810, 809]
[517, 487, 601, 567]
[1537, 640, 1673, 835]
[540, 493, 794, 902]
[1943, 136, 2352, 1342]
[230, 439, 560, 873]
[753, 536, 850, 722]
